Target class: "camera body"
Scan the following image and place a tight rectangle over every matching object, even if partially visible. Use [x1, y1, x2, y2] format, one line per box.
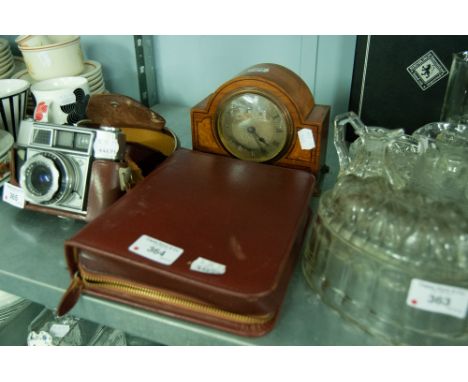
[14, 120, 129, 221]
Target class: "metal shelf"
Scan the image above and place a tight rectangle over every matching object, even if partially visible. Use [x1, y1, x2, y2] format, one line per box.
[0, 199, 383, 345]
[0, 105, 383, 345]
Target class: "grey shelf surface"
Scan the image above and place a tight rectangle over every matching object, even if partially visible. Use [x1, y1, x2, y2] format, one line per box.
[0, 201, 384, 345]
[0, 104, 384, 345]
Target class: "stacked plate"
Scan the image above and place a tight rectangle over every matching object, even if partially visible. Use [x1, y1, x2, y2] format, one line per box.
[12, 60, 107, 95]
[12, 59, 107, 115]
[0, 289, 31, 329]
[0, 38, 15, 79]
[79, 60, 107, 94]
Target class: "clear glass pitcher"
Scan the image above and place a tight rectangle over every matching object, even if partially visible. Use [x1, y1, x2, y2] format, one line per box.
[303, 113, 468, 345]
[412, 122, 468, 202]
[334, 111, 405, 179]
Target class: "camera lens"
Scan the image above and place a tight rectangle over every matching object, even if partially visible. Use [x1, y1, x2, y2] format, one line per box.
[29, 164, 54, 196]
[20, 151, 78, 206]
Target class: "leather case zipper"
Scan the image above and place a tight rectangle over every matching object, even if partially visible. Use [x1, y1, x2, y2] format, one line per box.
[58, 267, 274, 326]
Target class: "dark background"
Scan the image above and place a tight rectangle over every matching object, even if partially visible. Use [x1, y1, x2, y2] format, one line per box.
[349, 35, 468, 135]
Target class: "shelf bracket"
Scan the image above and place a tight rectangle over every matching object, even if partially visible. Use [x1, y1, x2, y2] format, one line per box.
[133, 35, 159, 107]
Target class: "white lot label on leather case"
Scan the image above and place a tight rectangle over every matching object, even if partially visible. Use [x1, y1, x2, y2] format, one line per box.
[129, 234, 184, 266]
[298, 128, 315, 150]
[190, 257, 226, 275]
[2, 182, 25, 208]
[406, 278, 468, 319]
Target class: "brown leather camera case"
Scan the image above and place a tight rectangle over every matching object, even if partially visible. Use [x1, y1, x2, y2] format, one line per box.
[58, 149, 315, 337]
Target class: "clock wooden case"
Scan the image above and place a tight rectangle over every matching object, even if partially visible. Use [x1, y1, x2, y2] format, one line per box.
[191, 63, 330, 175]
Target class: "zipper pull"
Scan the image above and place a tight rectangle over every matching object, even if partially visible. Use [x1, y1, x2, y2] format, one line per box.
[57, 272, 83, 316]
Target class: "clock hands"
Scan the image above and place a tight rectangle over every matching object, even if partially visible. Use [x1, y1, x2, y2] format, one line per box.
[246, 125, 271, 154]
[246, 126, 269, 146]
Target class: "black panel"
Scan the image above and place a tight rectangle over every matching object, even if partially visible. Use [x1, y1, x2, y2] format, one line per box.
[349, 35, 468, 135]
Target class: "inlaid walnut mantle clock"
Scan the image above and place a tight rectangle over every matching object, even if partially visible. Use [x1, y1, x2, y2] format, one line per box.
[191, 63, 330, 177]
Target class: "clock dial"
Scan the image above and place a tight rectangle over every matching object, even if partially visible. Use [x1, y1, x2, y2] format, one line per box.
[217, 92, 291, 162]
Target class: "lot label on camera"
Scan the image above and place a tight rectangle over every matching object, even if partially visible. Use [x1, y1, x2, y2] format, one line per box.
[129, 234, 184, 266]
[2, 183, 25, 209]
[93, 129, 124, 160]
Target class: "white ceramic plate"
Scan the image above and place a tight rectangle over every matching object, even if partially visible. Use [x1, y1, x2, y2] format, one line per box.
[91, 85, 106, 94]
[12, 62, 103, 86]
[80, 60, 102, 79]
[0, 48, 12, 62]
[87, 72, 102, 83]
[90, 83, 105, 93]
[88, 76, 104, 89]
[0, 38, 9, 53]
[0, 64, 15, 79]
[0, 56, 14, 73]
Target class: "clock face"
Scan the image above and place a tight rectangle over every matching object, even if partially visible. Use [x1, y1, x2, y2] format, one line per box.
[216, 91, 291, 162]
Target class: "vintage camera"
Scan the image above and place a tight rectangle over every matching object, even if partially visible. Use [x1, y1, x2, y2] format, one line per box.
[13, 120, 131, 221]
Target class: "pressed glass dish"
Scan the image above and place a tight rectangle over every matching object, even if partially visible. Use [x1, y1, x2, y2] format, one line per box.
[303, 113, 468, 345]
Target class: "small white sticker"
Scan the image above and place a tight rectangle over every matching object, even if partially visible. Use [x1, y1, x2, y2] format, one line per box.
[247, 67, 269, 73]
[129, 234, 184, 266]
[93, 130, 121, 160]
[2, 182, 25, 208]
[190, 257, 226, 275]
[406, 278, 468, 319]
[298, 128, 316, 150]
[49, 324, 70, 338]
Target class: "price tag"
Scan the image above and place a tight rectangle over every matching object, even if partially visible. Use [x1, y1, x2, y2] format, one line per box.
[93, 131, 120, 159]
[49, 324, 70, 338]
[2, 182, 25, 208]
[190, 257, 226, 275]
[406, 278, 468, 319]
[129, 234, 184, 266]
[247, 67, 269, 73]
[298, 128, 316, 150]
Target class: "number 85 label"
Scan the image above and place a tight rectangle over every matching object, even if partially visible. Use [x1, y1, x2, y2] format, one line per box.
[406, 279, 468, 319]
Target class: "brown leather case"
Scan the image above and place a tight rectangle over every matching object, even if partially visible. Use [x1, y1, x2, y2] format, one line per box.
[86, 94, 166, 130]
[58, 149, 315, 337]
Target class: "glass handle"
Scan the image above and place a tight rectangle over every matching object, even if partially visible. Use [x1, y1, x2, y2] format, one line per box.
[334, 111, 367, 173]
